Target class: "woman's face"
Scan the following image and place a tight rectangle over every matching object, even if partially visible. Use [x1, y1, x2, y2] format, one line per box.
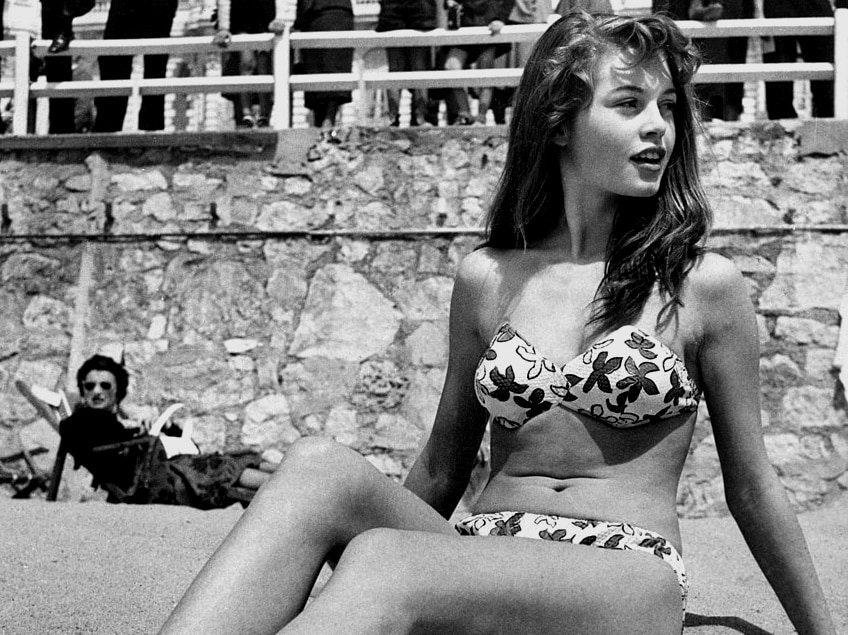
[557, 48, 678, 201]
[81, 370, 119, 412]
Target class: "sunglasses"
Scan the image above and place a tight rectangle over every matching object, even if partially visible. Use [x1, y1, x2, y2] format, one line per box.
[83, 381, 113, 392]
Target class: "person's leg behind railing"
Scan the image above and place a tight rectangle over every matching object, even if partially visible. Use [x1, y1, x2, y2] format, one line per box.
[444, 46, 472, 124]
[384, 47, 407, 126]
[40, 0, 75, 133]
[799, 32, 835, 118]
[254, 49, 273, 126]
[137, 0, 177, 131]
[408, 45, 432, 126]
[763, 33, 799, 119]
[472, 45, 497, 124]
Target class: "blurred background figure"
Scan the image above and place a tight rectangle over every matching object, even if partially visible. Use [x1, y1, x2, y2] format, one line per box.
[92, 0, 178, 132]
[40, 0, 76, 133]
[555, 0, 613, 16]
[215, 0, 276, 128]
[442, 0, 513, 125]
[507, 0, 552, 66]
[292, 0, 354, 128]
[375, 0, 438, 127]
[60, 355, 275, 508]
[762, 0, 834, 119]
[652, 0, 752, 121]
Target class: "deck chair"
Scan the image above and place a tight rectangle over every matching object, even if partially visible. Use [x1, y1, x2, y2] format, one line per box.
[13, 380, 74, 499]
[0, 446, 51, 498]
[15, 380, 158, 501]
[18, 380, 260, 506]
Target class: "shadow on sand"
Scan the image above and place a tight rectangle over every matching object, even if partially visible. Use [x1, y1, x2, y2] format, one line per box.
[685, 613, 774, 634]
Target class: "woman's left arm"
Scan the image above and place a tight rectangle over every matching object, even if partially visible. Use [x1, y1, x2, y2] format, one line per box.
[695, 253, 836, 635]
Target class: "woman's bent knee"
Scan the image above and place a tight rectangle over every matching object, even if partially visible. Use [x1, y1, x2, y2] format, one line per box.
[270, 437, 365, 486]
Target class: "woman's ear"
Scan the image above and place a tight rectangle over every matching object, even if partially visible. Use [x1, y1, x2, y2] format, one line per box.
[551, 123, 568, 147]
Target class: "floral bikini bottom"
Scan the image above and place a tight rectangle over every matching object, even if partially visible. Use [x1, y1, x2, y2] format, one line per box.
[455, 511, 688, 623]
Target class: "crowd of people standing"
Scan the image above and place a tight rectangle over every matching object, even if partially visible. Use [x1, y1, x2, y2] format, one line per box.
[0, 0, 841, 133]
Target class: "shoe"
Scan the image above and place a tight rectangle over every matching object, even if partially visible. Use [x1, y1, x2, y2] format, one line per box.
[454, 113, 474, 126]
[256, 116, 270, 128]
[48, 32, 73, 54]
[238, 115, 257, 128]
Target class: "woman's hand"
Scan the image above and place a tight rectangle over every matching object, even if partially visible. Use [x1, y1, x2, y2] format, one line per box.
[268, 18, 289, 34]
[213, 29, 232, 48]
[688, 0, 724, 21]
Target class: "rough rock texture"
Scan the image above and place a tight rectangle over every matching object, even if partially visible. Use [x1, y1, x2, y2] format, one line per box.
[0, 123, 846, 515]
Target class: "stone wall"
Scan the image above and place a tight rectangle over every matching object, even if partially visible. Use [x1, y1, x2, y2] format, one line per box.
[0, 122, 846, 516]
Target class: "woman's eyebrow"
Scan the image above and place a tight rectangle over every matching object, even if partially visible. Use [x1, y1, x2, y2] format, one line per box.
[608, 85, 677, 96]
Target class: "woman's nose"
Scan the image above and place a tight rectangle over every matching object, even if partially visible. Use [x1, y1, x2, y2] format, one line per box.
[640, 103, 668, 138]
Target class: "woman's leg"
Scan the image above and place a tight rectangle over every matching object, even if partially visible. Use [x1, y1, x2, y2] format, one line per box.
[159, 437, 454, 635]
[237, 466, 271, 489]
[282, 527, 684, 635]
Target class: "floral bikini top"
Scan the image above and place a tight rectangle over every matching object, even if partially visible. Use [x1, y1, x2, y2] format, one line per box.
[474, 323, 701, 429]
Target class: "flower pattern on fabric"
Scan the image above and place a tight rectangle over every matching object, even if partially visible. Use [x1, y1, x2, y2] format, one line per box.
[486, 365, 528, 402]
[455, 511, 688, 621]
[474, 323, 701, 429]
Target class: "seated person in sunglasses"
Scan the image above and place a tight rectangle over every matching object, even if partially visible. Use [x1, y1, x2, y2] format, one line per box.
[60, 355, 274, 508]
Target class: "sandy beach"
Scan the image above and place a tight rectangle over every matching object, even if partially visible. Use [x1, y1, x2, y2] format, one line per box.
[1, 496, 846, 634]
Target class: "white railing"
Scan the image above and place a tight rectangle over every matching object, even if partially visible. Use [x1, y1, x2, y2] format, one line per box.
[0, 12, 846, 135]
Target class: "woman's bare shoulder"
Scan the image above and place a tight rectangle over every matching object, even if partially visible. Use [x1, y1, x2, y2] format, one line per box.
[452, 247, 517, 339]
[454, 245, 512, 288]
[686, 251, 747, 303]
[684, 251, 754, 334]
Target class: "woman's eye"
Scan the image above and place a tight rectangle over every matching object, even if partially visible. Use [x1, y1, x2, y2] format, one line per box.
[660, 101, 677, 113]
[618, 99, 639, 110]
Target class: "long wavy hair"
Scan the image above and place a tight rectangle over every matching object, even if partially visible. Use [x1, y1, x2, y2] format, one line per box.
[485, 12, 711, 332]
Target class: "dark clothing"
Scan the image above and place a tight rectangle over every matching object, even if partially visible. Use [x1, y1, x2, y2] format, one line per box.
[652, 0, 753, 121]
[59, 407, 261, 509]
[40, 0, 75, 133]
[376, 0, 437, 31]
[763, 0, 834, 118]
[454, 0, 513, 63]
[59, 408, 144, 495]
[295, 0, 354, 117]
[137, 443, 260, 510]
[221, 0, 275, 119]
[457, 0, 513, 27]
[229, 0, 276, 34]
[376, 0, 437, 125]
[92, 0, 178, 132]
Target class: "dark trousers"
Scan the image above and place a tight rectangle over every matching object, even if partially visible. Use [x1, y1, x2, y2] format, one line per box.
[764, 36, 834, 118]
[41, 0, 75, 133]
[92, 0, 177, 131]
[763, 0, 834, 118]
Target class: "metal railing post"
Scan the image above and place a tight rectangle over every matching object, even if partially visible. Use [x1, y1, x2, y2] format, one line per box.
[271, 24, 292, 129]
[12, 33, 31, 136]
[835, 8, 848, 119]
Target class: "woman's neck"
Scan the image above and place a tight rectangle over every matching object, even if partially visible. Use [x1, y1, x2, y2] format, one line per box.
[545, 186, 617, 263]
